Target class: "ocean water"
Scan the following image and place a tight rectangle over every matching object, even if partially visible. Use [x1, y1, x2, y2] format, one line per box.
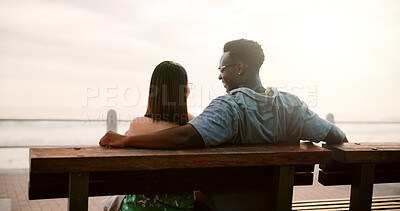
[0, 120, 400, 169]
[1, 120, 400, 147]
[0, 120, 131, 147]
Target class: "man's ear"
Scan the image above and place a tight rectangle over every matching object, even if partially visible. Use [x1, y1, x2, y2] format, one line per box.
[238, 62, 245, 75]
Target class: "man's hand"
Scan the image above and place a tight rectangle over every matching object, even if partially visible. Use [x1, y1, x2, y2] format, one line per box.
[99, 131, 128, 148]
[98, 124, 204, 149]
[324, 125, 347, 144]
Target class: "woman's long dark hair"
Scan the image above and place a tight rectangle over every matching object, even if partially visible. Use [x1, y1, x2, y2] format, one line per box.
[145, 61, 189, 125]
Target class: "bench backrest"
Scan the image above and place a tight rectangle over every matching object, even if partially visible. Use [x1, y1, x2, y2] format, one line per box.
[29, 142, 331, 199]
[318, 142, 400, 186]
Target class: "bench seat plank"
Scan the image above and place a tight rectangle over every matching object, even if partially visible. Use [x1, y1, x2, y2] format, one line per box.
[320, 142, 400, 211]
[30, 142, 331, 173]
[322, 142, 400, 163]
[30, 166, 315, 199]
[29, 142, 331, 211]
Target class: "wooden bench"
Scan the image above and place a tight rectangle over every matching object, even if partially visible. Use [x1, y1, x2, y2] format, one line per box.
[29, 142, 331, 211]
[318, 142, 400, 211]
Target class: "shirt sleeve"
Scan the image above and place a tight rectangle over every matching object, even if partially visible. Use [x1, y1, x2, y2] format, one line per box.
[300, 103, 332, 142]
[188, 96, 240, 147]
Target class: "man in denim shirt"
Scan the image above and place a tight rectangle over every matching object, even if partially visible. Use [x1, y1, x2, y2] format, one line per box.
[100, 39, 347, 210]
[189, 86, 341, 147]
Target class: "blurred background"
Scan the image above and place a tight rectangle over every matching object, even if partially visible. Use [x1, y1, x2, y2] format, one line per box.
[1, 0, 400, 169]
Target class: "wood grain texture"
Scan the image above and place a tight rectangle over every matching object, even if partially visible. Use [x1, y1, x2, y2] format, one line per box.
[320, 162, 400, 172]
[271, 166, 295, 211]
[350, 163, 375, 211]
[29, 166, 314, 199]
[29, 142, 327, 200]
[30, 142, 331, 173]
[318, 166, 400, 185]
[323, 142, 400, 163]
[68, 173, 89, 211]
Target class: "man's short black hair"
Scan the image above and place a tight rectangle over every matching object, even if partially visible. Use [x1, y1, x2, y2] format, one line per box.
[223, 38, 265, 70]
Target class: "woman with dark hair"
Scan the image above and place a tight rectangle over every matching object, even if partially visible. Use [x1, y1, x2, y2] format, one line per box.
[126, 61, 193, 136]
[103, 61, 195, 211]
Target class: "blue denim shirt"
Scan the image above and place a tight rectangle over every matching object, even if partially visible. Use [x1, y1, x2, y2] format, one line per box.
[189, 87, 333, 147]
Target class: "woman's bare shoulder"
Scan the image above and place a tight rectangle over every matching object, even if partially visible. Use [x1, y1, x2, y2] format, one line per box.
[130, 116, 153, 125]
[188, 113, 196, 121]
[129, 116, 179, 134]
[129, 117, 152, 133]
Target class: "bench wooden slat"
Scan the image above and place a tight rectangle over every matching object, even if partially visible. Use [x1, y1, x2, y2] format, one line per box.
[29, 142, 331, 211]
[29, 165, 314, 199]
[322, 142, 400, 163]
[30, 143, 331, 173]
[319, 142, 400, 211]
[319, 169, 400, 185]
[320, 162, 400, 172]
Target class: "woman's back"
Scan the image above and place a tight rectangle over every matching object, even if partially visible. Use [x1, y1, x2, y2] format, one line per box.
[127, 116, 179, 135]
[119, 61, 195, 211]
[121, 116, 196, 211]
[127, 115, 195, 135]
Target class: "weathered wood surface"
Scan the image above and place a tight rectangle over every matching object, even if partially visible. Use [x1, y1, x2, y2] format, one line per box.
[320, 142, 400, 211]
[30, 142, 331, 173]
[323, 142, 400, 163]
[319, 168, 400, 185]
[29, 142, 330, 201]
[271, 165, 295, 211]
[29, 166, 315, 199]
[320, 142, 400, 185]
[68, 173, 89, 211]
[319, 161, 400, 185]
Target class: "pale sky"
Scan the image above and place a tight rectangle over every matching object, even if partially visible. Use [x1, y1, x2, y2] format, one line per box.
[0, 0, 399, 121]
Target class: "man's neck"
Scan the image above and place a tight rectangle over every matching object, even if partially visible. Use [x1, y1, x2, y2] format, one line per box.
[239, 74, 266, 93]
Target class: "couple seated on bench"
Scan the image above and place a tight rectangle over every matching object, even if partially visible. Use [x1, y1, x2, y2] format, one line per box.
[100, 39, 347, 211]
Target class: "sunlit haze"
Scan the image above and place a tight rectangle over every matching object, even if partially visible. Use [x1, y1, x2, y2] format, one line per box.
[1, 0, 399, 121]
